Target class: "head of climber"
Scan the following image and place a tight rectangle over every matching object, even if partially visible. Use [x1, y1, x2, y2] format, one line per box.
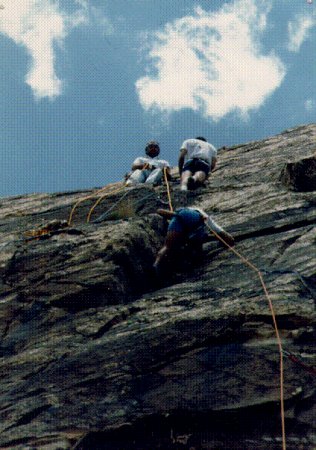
[195, 136, 207, 142]
[145, 141, 160, 157]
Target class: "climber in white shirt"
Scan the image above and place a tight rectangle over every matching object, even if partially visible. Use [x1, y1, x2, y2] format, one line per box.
[126, 141, 171, 186]
[178, 137, 217, 191]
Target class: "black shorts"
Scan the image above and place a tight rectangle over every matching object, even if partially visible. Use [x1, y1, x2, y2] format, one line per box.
[183, 158, 210, 175]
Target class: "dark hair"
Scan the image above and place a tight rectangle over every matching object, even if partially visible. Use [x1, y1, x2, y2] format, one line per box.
[145, 140, 160, 155]
[195, 136, 207, 142]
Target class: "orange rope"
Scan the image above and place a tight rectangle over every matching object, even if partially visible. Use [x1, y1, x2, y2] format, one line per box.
[205, 223, 286, 450]
[85, 164, 151, 223]
[68, 183, 126, 226]
[68, 186, 109, 226]
[163, 167, 173, 212]
[69, 210, 286, 450]
[86, 185, 125, 223]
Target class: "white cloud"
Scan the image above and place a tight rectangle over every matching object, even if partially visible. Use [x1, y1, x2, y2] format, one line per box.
[0, 1, 115, 100]
[135, 0, 285, 121]
[288, 14, 315, 52]
[0, 1, 89, 99]
[304, 98, 315, 111]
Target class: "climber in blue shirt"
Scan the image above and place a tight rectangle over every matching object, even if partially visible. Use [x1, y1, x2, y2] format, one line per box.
[153, 207, 234, 275]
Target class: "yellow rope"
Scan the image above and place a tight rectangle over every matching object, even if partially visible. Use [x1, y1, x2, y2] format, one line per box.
[205, 223, 286, 450]
[69, 211, 286, 450]
[71, 166, 172, 225]
[68, 182, 126, 226]
[86, 185, 125, 223]
[163, 167, 173, 212]
[67, 186, 109, 226]
[86, 164, 153, 223]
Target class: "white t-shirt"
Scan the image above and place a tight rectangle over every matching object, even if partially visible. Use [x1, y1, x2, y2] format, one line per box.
[133, 156, 170, 169]
[190, 207, 224, 234]
[181, 139, 217, 165]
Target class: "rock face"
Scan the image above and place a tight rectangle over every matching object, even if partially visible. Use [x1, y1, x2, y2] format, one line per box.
[280, 154, 316, 192]
[0, 124, 315, 449]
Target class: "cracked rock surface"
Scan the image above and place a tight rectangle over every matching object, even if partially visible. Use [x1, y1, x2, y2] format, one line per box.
[0, 124, 315, 449]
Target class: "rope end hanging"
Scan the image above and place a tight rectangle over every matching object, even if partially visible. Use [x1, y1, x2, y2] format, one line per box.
[205, 223, 287, 450]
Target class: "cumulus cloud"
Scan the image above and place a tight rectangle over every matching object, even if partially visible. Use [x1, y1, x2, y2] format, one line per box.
[135, 0, 285, 121]
[288, 14, 315, 52]
[0, 1, 89, 99]
[0, 1, 114, 99]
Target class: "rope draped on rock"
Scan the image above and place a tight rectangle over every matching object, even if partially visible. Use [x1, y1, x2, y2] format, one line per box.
[203, 220, 287, 450]
[23, 171, 316, 450]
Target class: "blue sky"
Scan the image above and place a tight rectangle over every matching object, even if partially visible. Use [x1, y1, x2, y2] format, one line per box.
[0, 0, 315, 196]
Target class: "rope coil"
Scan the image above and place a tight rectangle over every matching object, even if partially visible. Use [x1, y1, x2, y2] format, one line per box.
[68, 186, 110, 226]
[86, 185, 125, 223]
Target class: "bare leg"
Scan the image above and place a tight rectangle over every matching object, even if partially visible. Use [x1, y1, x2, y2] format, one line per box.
[192, 170, 207, 186]
[180, 170, 193, 191]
